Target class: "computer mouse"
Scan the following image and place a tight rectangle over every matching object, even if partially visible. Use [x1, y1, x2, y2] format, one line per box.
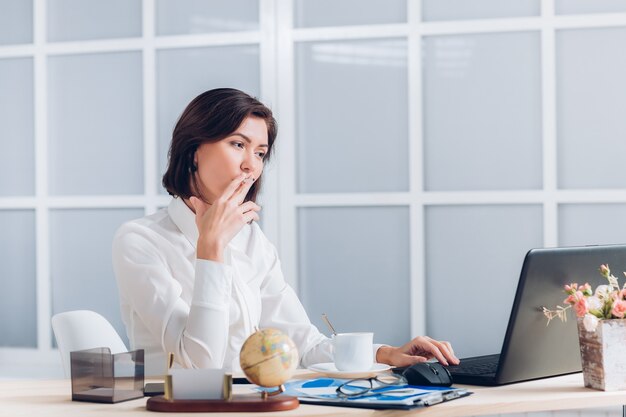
[394, 362, 453, 387]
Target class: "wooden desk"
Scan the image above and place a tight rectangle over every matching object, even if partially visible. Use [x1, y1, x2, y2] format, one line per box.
[3, 373, 626, 417]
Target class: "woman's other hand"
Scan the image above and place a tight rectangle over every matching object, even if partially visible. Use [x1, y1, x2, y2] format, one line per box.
[189, 172, 261, 262]
[375, 336, 460, 367]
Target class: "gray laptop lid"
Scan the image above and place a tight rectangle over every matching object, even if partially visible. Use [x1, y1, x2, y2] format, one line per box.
[449, 244, 626, 385]
[496, 244, 626, 384]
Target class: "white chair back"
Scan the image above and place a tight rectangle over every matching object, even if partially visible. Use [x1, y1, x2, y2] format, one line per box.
[51, 310, 127, 378]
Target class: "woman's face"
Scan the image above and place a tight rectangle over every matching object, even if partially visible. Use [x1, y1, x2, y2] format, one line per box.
[193, 116, 269, 202]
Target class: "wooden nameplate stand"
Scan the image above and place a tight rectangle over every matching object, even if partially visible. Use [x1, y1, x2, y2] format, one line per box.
[146, 370, 298, 412]
[146, 394, 299, 412]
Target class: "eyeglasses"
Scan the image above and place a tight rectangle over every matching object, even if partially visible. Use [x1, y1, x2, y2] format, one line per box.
[336, 374, 410, 399]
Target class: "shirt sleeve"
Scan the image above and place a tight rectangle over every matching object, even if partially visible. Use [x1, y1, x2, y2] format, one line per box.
[112, 222, 232, 369]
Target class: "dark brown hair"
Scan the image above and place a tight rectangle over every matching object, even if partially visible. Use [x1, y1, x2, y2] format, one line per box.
[162, 88, 277, 203]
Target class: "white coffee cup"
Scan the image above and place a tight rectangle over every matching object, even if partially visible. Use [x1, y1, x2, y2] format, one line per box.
[333, 332, 374, 371]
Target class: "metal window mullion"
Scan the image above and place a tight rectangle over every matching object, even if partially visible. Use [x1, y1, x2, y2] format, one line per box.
[542, 0, 559, 247]
[408, 0, 426, 338]
[291, 189, 626, 207]
[0, 197, 37, 209]
[292, 23, 408, 42]
[0, 44, 35, 58]
[275, 0, 298, 292]
[258, 0, 280, 245]
[143, 0, 157, 215]
[33, 0, 51, 353]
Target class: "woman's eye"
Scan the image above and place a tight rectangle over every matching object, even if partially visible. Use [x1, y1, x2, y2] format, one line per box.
[256, 152, 266, 159]
[232, 141, 244, 149]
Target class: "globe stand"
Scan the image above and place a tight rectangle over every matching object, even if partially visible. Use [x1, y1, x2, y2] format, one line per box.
[260, 384, 284, 400]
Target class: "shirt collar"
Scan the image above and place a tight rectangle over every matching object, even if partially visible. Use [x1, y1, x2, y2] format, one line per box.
[168, 197, 199, 248]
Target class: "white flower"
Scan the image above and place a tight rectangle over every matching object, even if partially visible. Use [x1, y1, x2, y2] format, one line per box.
[583, 314, 599, 332]
[595, 285, 610, 300]
[587, 296, 603, 311]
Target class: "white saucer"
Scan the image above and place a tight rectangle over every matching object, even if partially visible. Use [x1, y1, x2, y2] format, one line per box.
[307, 362, 392, 379]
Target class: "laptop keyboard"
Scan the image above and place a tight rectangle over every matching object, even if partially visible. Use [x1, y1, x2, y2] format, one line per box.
[446, 354, 500, 376]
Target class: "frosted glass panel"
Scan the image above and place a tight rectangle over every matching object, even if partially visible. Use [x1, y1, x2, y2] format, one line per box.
[0, 58, 34, 196]
[48, 52, 143, 195]
[422, 0, 539, 21]
[559, 204, 626, 246]
[47, 0, 141, 42]
[0, 0, 33, 45]
[157, 46, 259, 193]
[294, 0, 406, 28]
[296, 39, 408, 193]
[423, 32, 542, 191]
[556, 0, 626, 14]
[557, 28, 626, 189]
[425, 205, 543, 358]
[50, 209, 144, 348]
[0, 210, 36, 347]
[299, 207, 410, 347]
[156, 0, 259, 35]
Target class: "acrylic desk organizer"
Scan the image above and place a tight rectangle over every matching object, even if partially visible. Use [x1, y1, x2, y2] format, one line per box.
[70, 347, 144, 403]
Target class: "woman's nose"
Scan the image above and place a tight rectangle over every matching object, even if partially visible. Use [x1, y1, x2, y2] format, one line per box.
[241, 152, 260, 173]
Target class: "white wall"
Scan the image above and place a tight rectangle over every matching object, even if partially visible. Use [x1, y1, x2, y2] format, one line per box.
[1, 6, 626, 417]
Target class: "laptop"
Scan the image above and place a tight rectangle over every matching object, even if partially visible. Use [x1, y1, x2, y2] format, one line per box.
[445, 244, 626, 386]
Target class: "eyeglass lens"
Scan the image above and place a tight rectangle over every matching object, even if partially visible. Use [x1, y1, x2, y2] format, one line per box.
[337, 374, 407, 397]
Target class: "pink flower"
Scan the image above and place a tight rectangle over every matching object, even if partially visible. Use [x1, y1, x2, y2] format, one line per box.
[580, 283, 592, 296]
[564, 283, 578, 293]
[563, 294, 577, 305]
[600, 264, 610, 277]
[574, 297, 589, 318]
[545, 265, 626, 328]
[564, 290, 586, 305]
[612, 300, 626, 318]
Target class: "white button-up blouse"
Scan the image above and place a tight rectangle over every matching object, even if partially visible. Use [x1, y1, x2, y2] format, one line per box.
[112, 197, 340, 376]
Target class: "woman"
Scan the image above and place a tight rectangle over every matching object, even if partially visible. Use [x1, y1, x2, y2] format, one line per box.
[112, 88, 459, 375]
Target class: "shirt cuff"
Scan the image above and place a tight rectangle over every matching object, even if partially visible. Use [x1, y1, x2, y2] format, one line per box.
[373, 344, 389, 364]
[191, 259, 233, 309]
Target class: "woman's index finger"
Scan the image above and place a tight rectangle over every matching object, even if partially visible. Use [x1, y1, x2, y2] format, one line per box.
[222, 173, 249, 199]
[229, 175, 256, 202]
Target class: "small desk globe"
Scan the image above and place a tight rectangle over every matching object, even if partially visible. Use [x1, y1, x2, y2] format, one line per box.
[239, 328, 299, 397]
